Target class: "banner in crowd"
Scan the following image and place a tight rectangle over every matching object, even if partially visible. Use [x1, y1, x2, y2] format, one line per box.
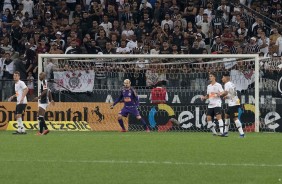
[230, 69, 255, 91]
[260, 70, 282, 98]
[53, 70, 95, 92]
[0, 102, 127, 131]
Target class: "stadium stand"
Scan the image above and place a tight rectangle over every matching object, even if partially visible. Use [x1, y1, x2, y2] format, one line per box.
[0, 0, 281, 100]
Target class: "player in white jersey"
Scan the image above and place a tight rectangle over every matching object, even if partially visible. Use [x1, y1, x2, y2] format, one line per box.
[201, 73, 225, 136]
[8, 71, 29, 134]
[33, 72, 54, 135]
[221, 73, 245, 138]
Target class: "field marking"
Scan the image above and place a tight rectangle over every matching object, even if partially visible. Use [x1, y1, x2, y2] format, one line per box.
[1, 159, 282, 167]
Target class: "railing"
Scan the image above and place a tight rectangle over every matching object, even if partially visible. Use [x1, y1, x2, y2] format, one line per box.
[0, 79, 38, 102]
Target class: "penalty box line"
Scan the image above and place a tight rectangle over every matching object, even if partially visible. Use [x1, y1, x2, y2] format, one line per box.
[1, 159, 282, 167]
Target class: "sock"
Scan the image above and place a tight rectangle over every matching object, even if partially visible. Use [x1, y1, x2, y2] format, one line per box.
[118, 119, 125, 130]
[208, 121, 217, 134]
[41, 117, 48, 130]
[139, 118, 148, 130]
[224, 119, 230, 133]
[218, 119, 224, 135]
[38, 117, 44, 133]
[235, 119, 244, 135]
[17, 118, 24, 132]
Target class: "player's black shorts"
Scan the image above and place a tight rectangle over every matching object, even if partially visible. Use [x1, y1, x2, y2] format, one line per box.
[226, 105, 240, 118]
[207, 107, 221, 117]
[15, 104, 27, 114]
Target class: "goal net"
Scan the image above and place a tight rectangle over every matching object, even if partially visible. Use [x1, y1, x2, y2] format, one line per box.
[37, 54, 282, 133]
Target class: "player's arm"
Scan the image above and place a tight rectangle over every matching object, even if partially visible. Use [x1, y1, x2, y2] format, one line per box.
[33, 89, 47, 102]
[201, 94, 209, 100]
[220, 91, 228, 97]
[132, 89, 140, 106]
[48, 89, 55, 105]
[110, 91, 123, 109]
[8, 93, 17, 101]
[21, 87, 29, 102]
[33, 81, 48, 101]
[218, 84, 225, 97]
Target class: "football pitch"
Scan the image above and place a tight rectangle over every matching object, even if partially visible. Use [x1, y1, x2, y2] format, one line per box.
[0, 131, 281, 184]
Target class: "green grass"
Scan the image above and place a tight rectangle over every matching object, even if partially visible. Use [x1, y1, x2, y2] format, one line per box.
[0, 131, 282, 184]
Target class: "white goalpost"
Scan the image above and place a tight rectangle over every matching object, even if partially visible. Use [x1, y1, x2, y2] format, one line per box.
[38, 54, 262, 132]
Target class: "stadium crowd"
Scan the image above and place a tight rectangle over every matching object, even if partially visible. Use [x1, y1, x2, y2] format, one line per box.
[0, 0, 281, 100]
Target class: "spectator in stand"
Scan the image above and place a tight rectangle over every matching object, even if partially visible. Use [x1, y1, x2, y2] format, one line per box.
[100, 15, 113, 37]
[161, 12, 173, 30]
[171, 25, 184, 47]
[190, 41, 204, 54]
[275, 34, 282, 56]
[150, 42, 160, 54]
[152, 1, 163, 24]
[126, 34, 138, 51]
[230, 39, 241, 54]
[159, 40, 172, 54]
[244, 37, 260, 54]
[270, 27, 281, 49]
[103, 42, 116, 54]
[26, 71, 35, 100]
[141, 44, 150, 54]
[49, 42, 64, 54]
[116, 40, 130, 54]
[150, 80, 168, 104]
[272, 4, 282, 24]
[84, 39, 102, 54]
[24, 42, 36, 75]
[37, 39, 49, 54]
[197, 13, 210, 45]
[106, 4, 118, 23]
[96, 29, 110, 51]
[122, 22, 134, 38]
[65, 39, 82, 54]
[2, 52, 14, 99]
[194, 33, 206, 49]
[217, 0, 230, 24]
[183, 2, 197, 25]
[221, 26, 234, 48]
[257, 31, 270, 56]
[211, 36, 224, 53]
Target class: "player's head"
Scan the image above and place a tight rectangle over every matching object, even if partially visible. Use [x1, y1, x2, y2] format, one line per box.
[123, 79, 131, 88]
[13, 71, 20, 81]
[209, 72, 216, 83]
[222, 73, 230, 84]
[39, 72, 46, 81]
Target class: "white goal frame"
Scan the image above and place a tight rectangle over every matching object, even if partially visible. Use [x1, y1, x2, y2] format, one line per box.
[38, 54, 260, 132]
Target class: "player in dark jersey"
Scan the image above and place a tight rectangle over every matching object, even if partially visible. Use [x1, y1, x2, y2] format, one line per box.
[110, 79, 149, 132]
[33, 72, 54, 135]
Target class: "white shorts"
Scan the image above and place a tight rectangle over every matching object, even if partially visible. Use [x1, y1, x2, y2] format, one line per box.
[39, 103, 48, 110]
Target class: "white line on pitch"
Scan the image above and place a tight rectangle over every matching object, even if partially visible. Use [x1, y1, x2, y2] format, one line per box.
[1, 159, 282, 167]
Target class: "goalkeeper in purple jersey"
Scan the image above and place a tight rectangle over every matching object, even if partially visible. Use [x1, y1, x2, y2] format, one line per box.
[110, 79, 149, 132]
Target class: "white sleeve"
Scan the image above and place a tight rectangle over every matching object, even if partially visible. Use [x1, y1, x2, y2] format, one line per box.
[266, 38, 269, 46]
[43, 80, 48, 90]
[224, 83, 228, 91]
[275, 38, 279, 46]
[218, 84, 224, 93]
[20, 81, 28, 89]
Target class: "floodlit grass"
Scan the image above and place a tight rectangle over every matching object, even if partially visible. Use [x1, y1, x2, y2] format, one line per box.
[0, 131, 281, 184]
